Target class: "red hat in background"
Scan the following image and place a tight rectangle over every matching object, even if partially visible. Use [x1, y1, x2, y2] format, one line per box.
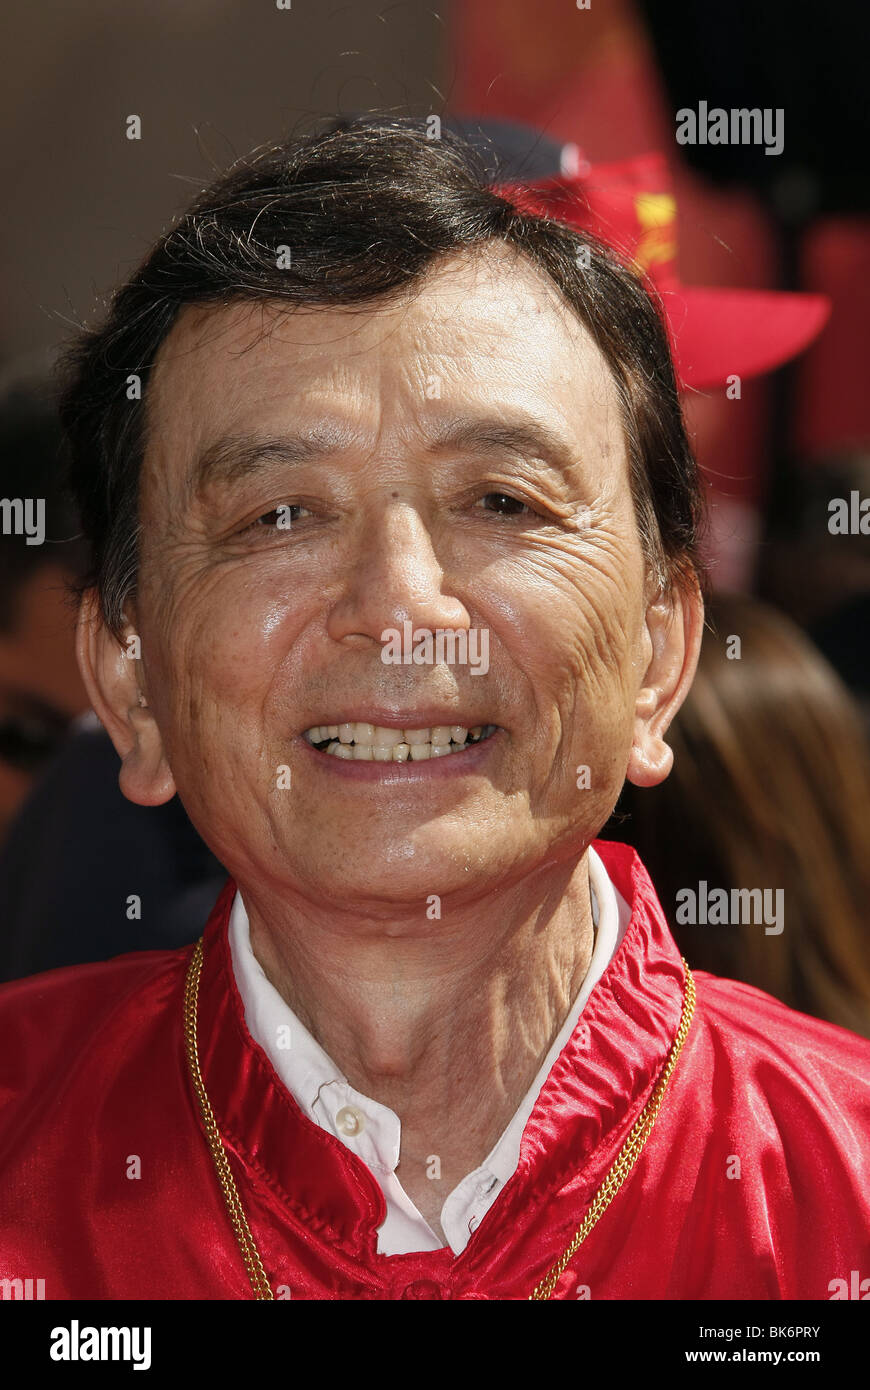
[494, 150, 831, 390]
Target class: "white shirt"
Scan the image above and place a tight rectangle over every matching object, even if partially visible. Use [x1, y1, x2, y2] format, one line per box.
[228, 846, 630, 1256]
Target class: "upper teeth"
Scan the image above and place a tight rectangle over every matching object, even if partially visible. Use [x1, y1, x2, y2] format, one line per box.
[303, 723, 495, 761]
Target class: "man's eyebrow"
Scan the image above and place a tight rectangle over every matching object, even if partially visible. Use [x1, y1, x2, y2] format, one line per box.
[190, 425, 358, 495]
[425, 414, 578, 473]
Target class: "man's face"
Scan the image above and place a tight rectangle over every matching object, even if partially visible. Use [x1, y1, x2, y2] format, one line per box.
[129, 247, 657, 908]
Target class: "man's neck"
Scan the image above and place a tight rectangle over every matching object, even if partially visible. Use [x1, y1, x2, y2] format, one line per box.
[242, 853, 596, 1201]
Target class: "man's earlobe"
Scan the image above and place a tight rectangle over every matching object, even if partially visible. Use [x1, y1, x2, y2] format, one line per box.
[75, 589, 176, 806]
[626, 579, 704, 790]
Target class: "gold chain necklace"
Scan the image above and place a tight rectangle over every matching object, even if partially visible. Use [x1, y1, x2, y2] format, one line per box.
[184, 937, 274, 1299]
[184, 935, 695, 1301]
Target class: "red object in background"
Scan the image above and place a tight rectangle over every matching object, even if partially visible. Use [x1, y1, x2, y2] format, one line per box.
[796, 218, 870, 458]
[495, 152, 829, 391]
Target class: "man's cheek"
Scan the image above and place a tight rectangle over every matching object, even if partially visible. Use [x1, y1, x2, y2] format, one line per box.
[156, 614, 275, 710]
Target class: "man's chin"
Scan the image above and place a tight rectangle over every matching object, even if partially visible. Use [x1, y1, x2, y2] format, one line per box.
[260, 844, 511, 914]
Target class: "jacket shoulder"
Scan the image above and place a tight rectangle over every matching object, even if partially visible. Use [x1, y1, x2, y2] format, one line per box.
[690, 968, 870, 1115]
[694, 969, 870, 1055]
[0, 947, 192, 1095]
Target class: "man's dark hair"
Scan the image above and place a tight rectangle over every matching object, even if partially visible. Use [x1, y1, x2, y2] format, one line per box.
[59, 116, 706, 637]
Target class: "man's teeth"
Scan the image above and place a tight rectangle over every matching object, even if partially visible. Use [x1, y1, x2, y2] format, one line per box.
[303, 723, 497, 760]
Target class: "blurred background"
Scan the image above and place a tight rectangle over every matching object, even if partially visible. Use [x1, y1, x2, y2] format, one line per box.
[0, 0, 867, 1030]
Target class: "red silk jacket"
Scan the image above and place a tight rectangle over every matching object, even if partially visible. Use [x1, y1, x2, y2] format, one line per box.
[0, 841, 868, 1300]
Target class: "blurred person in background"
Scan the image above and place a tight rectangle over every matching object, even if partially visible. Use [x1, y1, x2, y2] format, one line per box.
[0, 369, 90, 842]
[605, 592, 870, 1037]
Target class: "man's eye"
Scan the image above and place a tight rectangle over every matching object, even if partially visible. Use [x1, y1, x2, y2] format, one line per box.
[245, 504, 309, 531]
[477, 492, 533, 517]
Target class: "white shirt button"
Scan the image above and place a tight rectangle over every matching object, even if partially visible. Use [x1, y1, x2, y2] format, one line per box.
[335, 1104, 366, 1137]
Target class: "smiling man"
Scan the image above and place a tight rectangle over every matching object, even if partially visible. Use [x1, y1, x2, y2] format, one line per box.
[0, 118, 867, 1302]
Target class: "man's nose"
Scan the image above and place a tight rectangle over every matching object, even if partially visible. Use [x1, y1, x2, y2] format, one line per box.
[325, 501, 471, 647]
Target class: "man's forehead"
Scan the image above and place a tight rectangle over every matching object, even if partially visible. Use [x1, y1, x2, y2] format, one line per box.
[152, 247, 605, 384]
[144, 245, 621, 464]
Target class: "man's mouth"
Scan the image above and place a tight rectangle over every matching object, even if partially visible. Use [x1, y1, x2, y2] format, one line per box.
[301, 722, 499, 761]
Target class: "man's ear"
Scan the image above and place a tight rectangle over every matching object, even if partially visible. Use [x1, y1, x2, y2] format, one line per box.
[76, 589, 176, 806]
[626, 576, 704, 789]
